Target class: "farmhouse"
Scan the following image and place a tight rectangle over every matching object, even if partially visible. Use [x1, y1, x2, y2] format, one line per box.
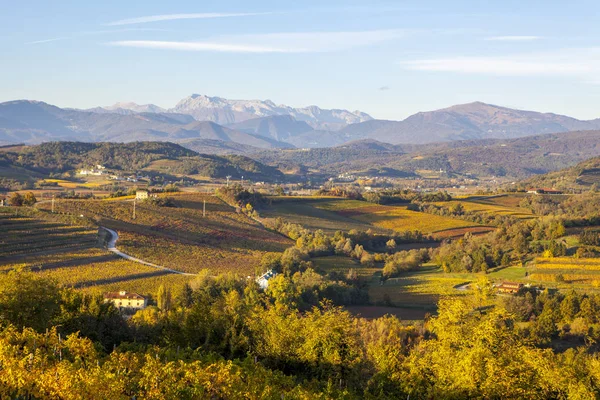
[257, 269, 277, 290]
[496, 281, 523, 294]
[104, 291, 147, 310]
[135, 190, 149, 200]
[527, 188, 564, 195]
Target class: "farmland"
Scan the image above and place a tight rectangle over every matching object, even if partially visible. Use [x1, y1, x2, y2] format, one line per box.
[262, 196, 482, 236]
[0, 209, 193, 295]
[35, 193, 292, 275]
[435, 194, 535, 219]
[529, 256, 600, 289]
[314, 252, 529, 316]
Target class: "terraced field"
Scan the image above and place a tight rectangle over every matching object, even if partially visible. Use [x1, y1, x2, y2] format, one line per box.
[36, 193, 292, 274]
[263, 197, 481, 236]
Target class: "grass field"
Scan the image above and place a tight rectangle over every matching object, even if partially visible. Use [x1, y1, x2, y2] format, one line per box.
[264, 197, 481, 236]
[36, 193, 292, 275]
[313, 252, 530, 313]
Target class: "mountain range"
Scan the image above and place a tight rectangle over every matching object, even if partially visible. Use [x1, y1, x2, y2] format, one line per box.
[90, 94, 372, 131]
[1, 96, 600, 152]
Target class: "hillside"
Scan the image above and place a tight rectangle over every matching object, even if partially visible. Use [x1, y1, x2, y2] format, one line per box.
[338, 102, 600, 144]
[227, 115, 313, 141]
[520, 155, 600, 191]
[0, 141, 285, 186]
[253, 130, 600, 179]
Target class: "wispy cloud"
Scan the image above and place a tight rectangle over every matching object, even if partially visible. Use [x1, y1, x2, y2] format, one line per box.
[109, 40, 293, 53]
[26, 28, 171, 45]
[106, 12, 271, 26]
[485, 35, 542, 41]
[26, 37, 68, 45]
[379, 86, 391, 91]
[108, 29, 408, 53]
[401, 48, 600, 80]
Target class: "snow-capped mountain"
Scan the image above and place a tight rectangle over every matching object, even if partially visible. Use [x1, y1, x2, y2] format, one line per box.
[89, 94, 373, 130]
[87, 102, 166, 115]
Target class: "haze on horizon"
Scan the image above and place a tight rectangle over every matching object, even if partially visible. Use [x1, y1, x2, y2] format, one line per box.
[2, 0, 600, 120]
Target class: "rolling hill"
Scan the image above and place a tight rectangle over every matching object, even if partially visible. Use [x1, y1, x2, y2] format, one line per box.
[252, 130, 600, 179]
[520, 154, 600, 191]
[0, 141, 285, 187]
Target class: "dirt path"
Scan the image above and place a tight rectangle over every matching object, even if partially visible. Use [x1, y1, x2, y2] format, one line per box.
[101, 227, 196, 276]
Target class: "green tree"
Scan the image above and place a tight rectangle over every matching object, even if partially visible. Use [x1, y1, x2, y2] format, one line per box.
[22, 191, 37, 206]
[156, 285, 172, 311]
[7, 192, 23, 206]
[0, 270, 61, 331]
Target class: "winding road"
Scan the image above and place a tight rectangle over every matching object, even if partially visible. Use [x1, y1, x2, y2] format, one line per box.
[101, 227, 196, 276]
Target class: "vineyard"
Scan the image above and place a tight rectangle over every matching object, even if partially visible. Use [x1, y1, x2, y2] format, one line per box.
[0, 209, 193, 295]
[264, 197, 480, 235]
[0, 210, 98, 259]
[261, 197, 383, 233]
[314, 199, 480, 234]
[36, 193, 292, 274]
[529, 256, 600, 285]
[433, 196, 534, 220]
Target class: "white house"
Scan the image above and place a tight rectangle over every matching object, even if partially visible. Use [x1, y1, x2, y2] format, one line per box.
[103, 291, 147, 311]
[257, 269, 277, 290]
[135, 190, 149, 200]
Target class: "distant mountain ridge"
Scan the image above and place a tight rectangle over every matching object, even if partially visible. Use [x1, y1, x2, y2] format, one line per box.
[2, 98, 600, 151]
[339, 102, 600, 144]
[0, 100, 292, 150]
[90, 94, 373, 131]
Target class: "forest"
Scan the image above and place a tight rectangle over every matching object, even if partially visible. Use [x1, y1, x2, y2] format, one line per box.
[3, 267, 600, 399]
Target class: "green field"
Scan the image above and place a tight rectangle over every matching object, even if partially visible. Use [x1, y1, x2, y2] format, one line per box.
[313, 252, 528, 311]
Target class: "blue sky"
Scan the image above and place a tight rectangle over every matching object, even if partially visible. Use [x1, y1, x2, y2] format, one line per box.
[2, 0, 600, 120]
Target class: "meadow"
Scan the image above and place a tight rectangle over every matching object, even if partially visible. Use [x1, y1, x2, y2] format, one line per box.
[313, 252, 527, 313]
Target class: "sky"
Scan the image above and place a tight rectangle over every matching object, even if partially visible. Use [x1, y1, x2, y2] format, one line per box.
[2, 0, 600, 120]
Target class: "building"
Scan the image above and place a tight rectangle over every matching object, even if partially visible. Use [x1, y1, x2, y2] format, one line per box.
[135, 190, 149, 200]
[496, 281, 524, 294]
[527, 188, 564, 195]
[257, 269, 277, 290]
[104, 291, 147, 310]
